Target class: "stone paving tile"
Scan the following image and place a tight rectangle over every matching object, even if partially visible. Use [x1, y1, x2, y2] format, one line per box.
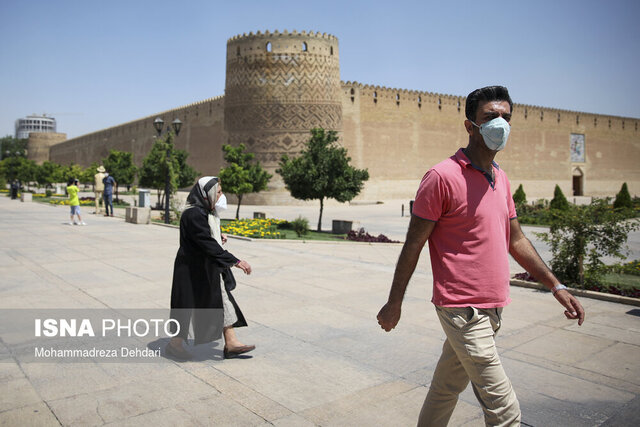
[46, 368, 219, 425]
[0, 377, 42, 412]
[215, 341, 394, 413]
[186, 364, 293, 422]
[575, 342, 640, 384]
[0, 402, 60, 426]
[510, 328, 616, 366]
[20, 362, 121, 402]
[501, 357, 635, 406]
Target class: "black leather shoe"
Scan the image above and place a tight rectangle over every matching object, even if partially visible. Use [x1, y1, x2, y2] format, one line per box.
[165, 343, 193, 360]
[224, 345, 255, 359]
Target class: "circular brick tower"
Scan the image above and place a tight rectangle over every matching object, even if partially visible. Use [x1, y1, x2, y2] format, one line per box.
[224, 30, 342, 203]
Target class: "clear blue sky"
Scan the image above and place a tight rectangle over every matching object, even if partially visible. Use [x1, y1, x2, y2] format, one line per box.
[1, 0, 638, 139]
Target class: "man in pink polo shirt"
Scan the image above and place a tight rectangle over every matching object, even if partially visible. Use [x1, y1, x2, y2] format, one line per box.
[377, 86, 585, 427]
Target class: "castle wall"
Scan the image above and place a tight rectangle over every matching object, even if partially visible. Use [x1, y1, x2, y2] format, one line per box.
[47, 29, 639, 204]
[341, 82, 640, 201]
[49, 97, 227, 179]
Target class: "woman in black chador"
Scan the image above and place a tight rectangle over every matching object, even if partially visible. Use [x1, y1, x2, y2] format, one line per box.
[166, 176, 255, 360]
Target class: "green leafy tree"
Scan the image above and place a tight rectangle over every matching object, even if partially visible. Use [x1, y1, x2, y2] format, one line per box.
[219, 143, 272, 219]
[549, 184, 570, 211]
[0, 136, 28, 158]
[613, 182, 633, 211]
[138, 133, 179, 207]
[1, 156, 37, 189]
[173, 149, 199, 189]
[103, 150, 137, 202]
[536, 198, 639, 287]
[513, 184, 527, 205]
[35, 161, 64, 189]
[277, 128, 369, 231]
[80, 162, 101, 190]
[60, 164, 86, 186]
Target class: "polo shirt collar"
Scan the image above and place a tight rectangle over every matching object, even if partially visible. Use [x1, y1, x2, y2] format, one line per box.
[455, 148, 500, 170]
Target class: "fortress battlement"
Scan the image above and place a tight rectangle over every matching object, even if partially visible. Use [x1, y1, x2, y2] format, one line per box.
[61, 95, 225, 143]
[228, 29, 337, 43]
[343, 80, 637, 126]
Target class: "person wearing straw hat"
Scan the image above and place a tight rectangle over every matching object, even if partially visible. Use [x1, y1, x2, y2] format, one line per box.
[94, 166, 106, 214]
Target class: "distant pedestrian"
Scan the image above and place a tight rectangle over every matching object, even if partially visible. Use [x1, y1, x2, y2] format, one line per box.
[67, 179, 86, 225]
[94, 165, 106, 214]
[10, 180, 19, 199]
[102, 172, 116, 217]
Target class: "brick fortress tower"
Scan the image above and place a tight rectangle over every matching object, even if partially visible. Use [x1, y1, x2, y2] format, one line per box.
[224, 30, 342, 203]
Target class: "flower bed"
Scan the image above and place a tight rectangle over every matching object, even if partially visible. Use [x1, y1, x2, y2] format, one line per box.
[48, 197, 95, 206]
[221, 218, 286, 239]
[346, 228, 400, 243]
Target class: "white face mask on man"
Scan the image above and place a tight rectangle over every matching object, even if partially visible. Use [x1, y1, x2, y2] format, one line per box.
[215, 193, 228, 212]
[470, 116, 511, 151]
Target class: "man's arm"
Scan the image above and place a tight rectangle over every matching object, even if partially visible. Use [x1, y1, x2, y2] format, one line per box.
[509, 218, 585, 325]
[377, 215, 436, 331]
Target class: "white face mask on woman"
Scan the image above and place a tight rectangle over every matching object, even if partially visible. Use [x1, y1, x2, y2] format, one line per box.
[470, 116, 511, 151]
[215, 193, 228, 212]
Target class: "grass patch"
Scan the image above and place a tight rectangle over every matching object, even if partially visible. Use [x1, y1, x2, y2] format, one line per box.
[32, 196, 130, 207]
[602, 273, 640, 289]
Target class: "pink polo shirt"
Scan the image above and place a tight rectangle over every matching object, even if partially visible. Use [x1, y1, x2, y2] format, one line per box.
[413, 149, 517, 308]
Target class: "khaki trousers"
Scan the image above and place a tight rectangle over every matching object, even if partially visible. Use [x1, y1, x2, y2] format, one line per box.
[95, 191, 103, 213]
[418, 306, 521, 427]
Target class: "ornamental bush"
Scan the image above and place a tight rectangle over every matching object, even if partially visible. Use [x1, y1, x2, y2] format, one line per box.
[290, 216, 309, 237]
[536, 198, 639, 287]
[513, 184, 527, 205]
[549, 184, 570, 211]
[613, 182, 633, 211]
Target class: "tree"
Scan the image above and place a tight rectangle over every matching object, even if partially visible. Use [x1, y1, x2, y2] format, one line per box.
[0, 156, 37, 189]
[513, 184, 527, 205]
[139, 137, 176, 207]
[103, 150, 137, 201]
[613, 182, 633, 211]
[138, 133, 198, 208]
[549, 184, 570, 211]
[219, 143, 272, 219]
[173, 149, 199, 189]
[0, 136, 28, 158]
[536, 198, 639, 287]
[35, 161, 64, 189]
[60, 164, 86, 185]
[277, 128, 369, 231]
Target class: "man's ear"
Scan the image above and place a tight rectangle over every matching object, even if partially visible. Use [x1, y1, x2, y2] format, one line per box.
[464, 120, 474, 135]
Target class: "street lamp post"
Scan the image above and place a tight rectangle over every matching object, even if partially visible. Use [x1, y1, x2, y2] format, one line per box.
[153, 117, 183, 224]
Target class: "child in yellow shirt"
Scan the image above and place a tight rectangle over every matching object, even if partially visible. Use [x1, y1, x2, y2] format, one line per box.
[67, 179, 86, 225]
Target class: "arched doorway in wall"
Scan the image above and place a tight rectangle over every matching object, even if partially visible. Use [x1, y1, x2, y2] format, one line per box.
[572, 167, 584, 196]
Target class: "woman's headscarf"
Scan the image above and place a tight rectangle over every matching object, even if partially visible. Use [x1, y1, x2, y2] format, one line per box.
[184, 176, 223, 244]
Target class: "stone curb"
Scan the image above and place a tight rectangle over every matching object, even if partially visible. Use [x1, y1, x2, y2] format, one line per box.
[147, 223, 402, 245]
[226, 234, 402, 245]
[510, 278, 640, 307]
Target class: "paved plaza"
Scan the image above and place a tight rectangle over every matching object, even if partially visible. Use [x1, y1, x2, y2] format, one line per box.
[1, 195, 639, 426]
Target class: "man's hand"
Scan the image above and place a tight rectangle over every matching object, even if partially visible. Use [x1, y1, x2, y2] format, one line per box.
[377, 302, 402, 332]
[554, 289, 585, 326]
[221, 234, 228, 244]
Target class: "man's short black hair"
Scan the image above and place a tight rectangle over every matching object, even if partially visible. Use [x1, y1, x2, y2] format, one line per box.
[465, 86, 513, 122]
